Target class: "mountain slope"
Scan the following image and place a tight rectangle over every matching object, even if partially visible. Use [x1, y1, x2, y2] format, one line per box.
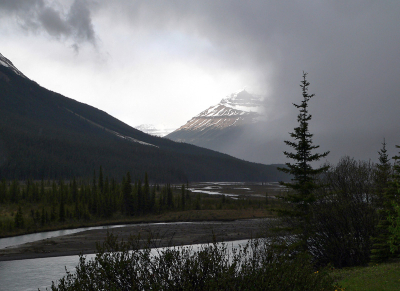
[0, 54, 288, 182]
[166, 91, 275, 162]
[169, 90, 264, 135]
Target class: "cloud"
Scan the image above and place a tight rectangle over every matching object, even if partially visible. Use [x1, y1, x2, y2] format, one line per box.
[67, 0, 96, 45]
[3, 0, 400, 162]
[0, 0, 97, 51]
[98, 1, 400, 162]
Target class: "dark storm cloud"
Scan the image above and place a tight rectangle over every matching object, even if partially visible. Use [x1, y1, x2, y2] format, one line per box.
[0, 0, 44, 12]
[0, 0, 97, 51]
[103, 0, 400, 162]
[3, 0, 399, 163]
[67, 0, 96, 44]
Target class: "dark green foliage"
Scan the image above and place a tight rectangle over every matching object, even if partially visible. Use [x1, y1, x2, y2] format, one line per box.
[371, 140, 394, 263]
[388, 203, 400, 253]
[143, 173, 150, 212]
[14, 206, 24, 229]
[49, 233, 336, 291]
[0, 171, 219, 235]
[374, 140, 392, 206]
[386, 145, 400, 254]
[50, 204, 56, 222]
[122, 172, 133, 216]
[181, 184, 186, 210]
[166, 184, 173, 210]
[59, 193, 66, 222]
[278, 72, 329, 251]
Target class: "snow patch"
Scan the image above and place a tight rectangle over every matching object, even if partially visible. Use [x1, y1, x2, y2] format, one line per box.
[0, 53, 28, 79]
[135, 124, 176, 137]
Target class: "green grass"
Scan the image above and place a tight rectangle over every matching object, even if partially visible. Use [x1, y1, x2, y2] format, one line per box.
[332, 259, 400, 291]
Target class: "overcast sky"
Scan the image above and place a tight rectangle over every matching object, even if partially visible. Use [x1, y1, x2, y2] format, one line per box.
[1, 0, 400, 163]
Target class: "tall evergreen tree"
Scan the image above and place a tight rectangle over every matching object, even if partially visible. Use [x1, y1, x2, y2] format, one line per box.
[167, 184, 174, 210]
[71, 177, 78, 203]
[371, 139, 393, 262]
[59, 193, 66, 222]
[14, 206, 24, 229]
[143, 173, 150, 213]
[137, 180, 143, 213]
[150, 185, 156, 212]
[181, 184, 186, 210]
[122, 172, 133, 215]
[278, 72, 329, 252]
[98, 166, 104, 194]
[386, 145, 400, 254]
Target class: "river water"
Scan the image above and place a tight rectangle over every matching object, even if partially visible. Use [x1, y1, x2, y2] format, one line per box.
[0, 222, 195, 250]
[0, 224, 249, 291]
[0, 225, 130, 250]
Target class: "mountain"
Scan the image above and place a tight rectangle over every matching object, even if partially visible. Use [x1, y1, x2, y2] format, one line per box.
[0, 53, 289, 182]
[166, 91, 278, 163]
[0, 53, 28, 79]
[135, 124, 175, 137]
[169, 90, 264, 135]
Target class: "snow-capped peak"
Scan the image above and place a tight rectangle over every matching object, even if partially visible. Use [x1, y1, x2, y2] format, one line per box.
[220, 90, 264, 114]
[194, 90, 265, 118]
[135, 124, 176, 137]
[170, 90, 266, 133]
[0, 53, 28, 79]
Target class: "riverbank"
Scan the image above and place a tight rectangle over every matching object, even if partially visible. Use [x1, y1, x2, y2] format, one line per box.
[0, 218, 276, 261]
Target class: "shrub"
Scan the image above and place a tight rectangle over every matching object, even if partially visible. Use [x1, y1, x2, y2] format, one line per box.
[49, 233, 336, 290]
[310, 157, 377, 268]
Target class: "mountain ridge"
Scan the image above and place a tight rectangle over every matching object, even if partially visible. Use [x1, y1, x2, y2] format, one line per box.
[0, 53, 289, 182]
[170, 90, 264, 134]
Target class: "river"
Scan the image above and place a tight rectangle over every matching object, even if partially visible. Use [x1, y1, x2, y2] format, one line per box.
[0, 224, 250, 290]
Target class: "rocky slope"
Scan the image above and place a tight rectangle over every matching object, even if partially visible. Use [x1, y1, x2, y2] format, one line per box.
[166, 90, 276, 163]
[169, 90, 264, 135]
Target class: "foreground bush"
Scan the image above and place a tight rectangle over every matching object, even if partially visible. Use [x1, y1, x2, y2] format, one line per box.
[49, 233, 336, 290]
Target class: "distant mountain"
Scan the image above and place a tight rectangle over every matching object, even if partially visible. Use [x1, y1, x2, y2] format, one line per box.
[166, 91, 278, 163]
[135, 124, 175, 137]
[0, 53, 289, 182]
[169, 90, 264, 135]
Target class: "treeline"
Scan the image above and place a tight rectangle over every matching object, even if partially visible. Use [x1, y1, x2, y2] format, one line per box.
[273, 73, 400, 270]
[306, 151, 400, 267]
[0, 168, 196, 236]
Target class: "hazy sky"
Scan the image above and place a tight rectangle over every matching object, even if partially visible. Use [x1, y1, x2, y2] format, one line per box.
[1, 0, 400, 163]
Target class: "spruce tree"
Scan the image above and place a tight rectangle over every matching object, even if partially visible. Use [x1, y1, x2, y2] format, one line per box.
[59, 193, 66, 222]
[98, 166, 104, 194]
[14, 206, 24, 229]
[143, 173, 150, 213]
[386, 145, 400, 254]
[167, 184, 174, 209]
[181, 184, 186, 210]
[278, 72, 329, 252]
[122, 172, 134, 216]
[371, 139, 393, 262]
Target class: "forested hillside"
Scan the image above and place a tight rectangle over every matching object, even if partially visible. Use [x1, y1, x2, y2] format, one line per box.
[0, 60, 288, 182]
